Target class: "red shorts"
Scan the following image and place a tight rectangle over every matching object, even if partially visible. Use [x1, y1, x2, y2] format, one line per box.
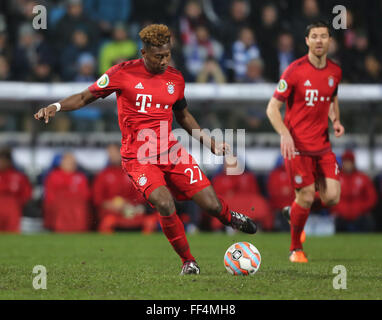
[284, 151, 340, 189]
[122, 148, 211, 203]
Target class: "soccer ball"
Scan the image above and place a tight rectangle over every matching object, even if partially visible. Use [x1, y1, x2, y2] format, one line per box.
[224, 242, 261, 275]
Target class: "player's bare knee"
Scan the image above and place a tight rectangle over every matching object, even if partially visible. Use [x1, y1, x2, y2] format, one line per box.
[155, 198, 175, 216]
[322, 191, 340, 207]
[296, 188, 315, 208]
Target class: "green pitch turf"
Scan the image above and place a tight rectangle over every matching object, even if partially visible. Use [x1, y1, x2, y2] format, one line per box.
[0, 232, 381, 300]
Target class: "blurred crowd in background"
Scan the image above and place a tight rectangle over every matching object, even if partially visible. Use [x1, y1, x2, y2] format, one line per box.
[1, 145, 381, 234]
[1, 0, 382, 83]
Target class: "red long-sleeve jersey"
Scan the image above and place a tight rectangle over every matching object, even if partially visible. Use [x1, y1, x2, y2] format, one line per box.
[267, 165, 295, 211]
[332, 170, 378, 220]
[211, 170, 260, 198]
[43, 168, 91, 231]
[0, 168, 32, 231]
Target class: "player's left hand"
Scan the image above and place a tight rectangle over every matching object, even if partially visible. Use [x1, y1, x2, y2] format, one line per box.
[333, 120, 345, 137]
[212, 142, 231, 156]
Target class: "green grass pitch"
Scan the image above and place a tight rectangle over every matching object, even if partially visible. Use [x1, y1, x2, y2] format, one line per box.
[0, 232, 381, 300]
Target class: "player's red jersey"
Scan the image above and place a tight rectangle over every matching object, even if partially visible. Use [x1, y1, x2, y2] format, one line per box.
[88, 59, 186, 160]
[273, 55, 342, 155]
[332, 170, 378, 220]
[0, 168, 32, 232]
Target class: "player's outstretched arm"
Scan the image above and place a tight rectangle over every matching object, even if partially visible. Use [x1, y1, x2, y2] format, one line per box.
[266, 97, 295, 160]
[173, 107, 230, 155]
[329, 96, 345, 138]
[34, 89, 97, 124]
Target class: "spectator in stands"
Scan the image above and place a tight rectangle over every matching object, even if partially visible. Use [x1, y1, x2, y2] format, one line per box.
[29, 60, 55, 82]
[0, 28, 11, 62]
[361, 53, 382, 83]
[0, 148, 32, 233]
[0, 55, 11, 80]
[242, 58, 266, 83]
[267, 156, 295, 231]
[183, 25, 224, 81]
[196, 57, 226, 84]
[179, 0, 208, 46]
[92, 144, 157, 234]
[218, 0, 251, 51]
[54, 0, 100, 51]
[43, 152, 91, 232]
[98, 22, 138, 75]
[210, 156, 273, 231]
[342, 9, 357, 50]
[256, 3, 281, 82]
[83, 0, 132, 37]
[292, 0, 325, 57]
[331, 150, 378, 232]
[277, 31, 295, 76]
[74, 52, 96, 82]
[232, 27, 260, 82]
[60, 28, 95, 81]
[342, 30, 370, 83]
[12, 23, 54, 81]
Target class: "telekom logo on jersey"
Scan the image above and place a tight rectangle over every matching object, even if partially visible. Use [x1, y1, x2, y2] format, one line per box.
[305, 89, 319, 107]
[135, 94, 169, 113]
[305, 89, 332, 107]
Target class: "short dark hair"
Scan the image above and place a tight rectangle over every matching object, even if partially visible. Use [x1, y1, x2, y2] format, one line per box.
[305, 21, 331, 37]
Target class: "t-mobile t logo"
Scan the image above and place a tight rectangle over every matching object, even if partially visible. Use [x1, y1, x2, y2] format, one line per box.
[136, 94, 152, 113]
[135, 94, 169, 113]
[305, 89, 319, 106]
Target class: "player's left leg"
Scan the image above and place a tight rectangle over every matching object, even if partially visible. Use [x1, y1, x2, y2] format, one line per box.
[191, 186, 257, 234]
[318, 178, 341, 207]
[148, 185, 198, 274]
[316, 151, 341, 207]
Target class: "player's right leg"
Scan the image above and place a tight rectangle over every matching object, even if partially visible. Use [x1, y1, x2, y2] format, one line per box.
[122, 159, 199, 274]
[288, 184, 315, 263]
[284, 154, 316, 262]
[148, 186, 200, 275]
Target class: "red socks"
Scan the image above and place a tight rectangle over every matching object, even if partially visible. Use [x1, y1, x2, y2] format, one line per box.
[290, 201, 310, 251]
[215, 197, 232, 225]
[158, 211, 195, 264]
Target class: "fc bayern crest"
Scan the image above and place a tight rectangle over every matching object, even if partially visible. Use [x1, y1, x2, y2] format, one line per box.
[294, 175, 303, 184]
[328, 76, 334, 87]
[166, 81, 175, 95]
[138, 174, 147, 186]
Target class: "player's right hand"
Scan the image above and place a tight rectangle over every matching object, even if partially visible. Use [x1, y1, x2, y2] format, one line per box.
[34, 105, 57, 124]
[280, 133, 296, 160]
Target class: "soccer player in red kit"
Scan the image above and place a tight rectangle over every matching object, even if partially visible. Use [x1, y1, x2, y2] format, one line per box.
[34, 24, 257, 274]
[266, 21, 345, 263]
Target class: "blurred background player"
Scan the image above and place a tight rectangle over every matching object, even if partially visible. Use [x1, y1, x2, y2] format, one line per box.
[331, 150, 378, 232]
[267, 156, 295, 231]
[266, 21, 345, 263]
[43, 152, 91, 232]
[0, 148, 32, 233]
[210, 157, 273, 232]
[34, 24, 257, 275]
[92, 143, 157, 234]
